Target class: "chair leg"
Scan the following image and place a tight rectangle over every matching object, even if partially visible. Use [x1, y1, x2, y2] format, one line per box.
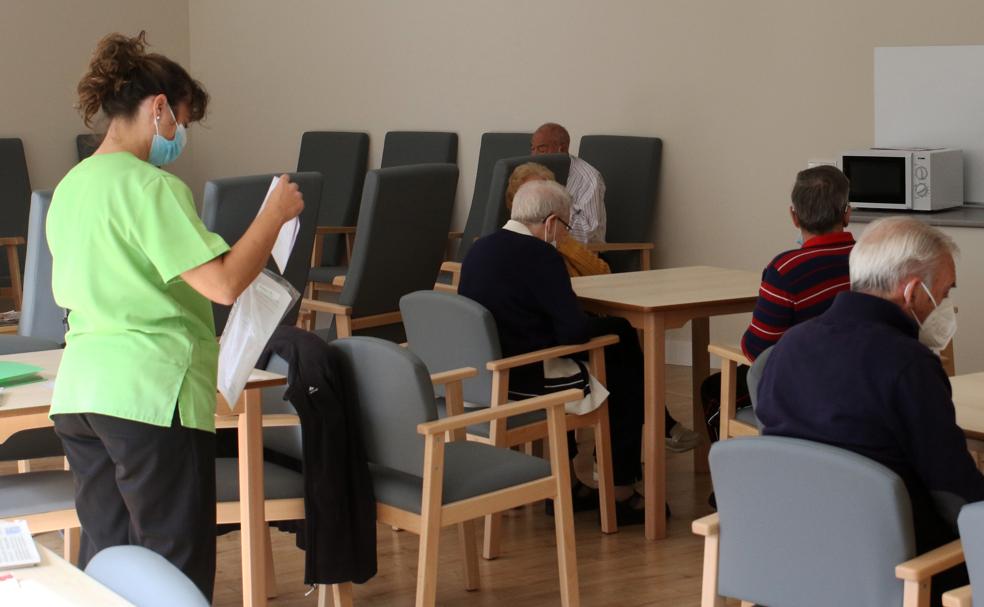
[318, 583, 354, 607]
[902, 579, 931, 607]
[416, 434, 446, 607]
[458, 520, 480, 591]
[265, 525, 278, 598]
[482, 513, 502, 560]
[63, 527, 80, 564]
[594, 410, 617, 534]
[547, 420, 580, 606]
[700, 534, 725, 607]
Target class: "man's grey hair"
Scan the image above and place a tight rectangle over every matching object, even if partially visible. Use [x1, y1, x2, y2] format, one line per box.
[850, 216, 959, 294]
[511, 180, 571, 224]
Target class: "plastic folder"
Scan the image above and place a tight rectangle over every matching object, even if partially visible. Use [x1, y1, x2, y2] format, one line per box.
[0, 362, 43, 388]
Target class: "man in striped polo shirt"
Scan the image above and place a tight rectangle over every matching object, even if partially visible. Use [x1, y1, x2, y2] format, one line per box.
[741, 165, 855, 360]
[531, 122, 607, 243]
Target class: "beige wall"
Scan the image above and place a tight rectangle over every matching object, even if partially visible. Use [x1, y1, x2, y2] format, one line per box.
[0, 0, 191, 190]
[185, 0, 984, 371]
[10, 1, 984, 370]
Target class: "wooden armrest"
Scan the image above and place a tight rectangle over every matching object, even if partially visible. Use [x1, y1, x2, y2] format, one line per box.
[708, 343, 750, 365]
[332, 275, 346, 287]
[448, 231, 464, 240]
[430, 367, 478, 386]
[417, 388, 581, 435]
[487, 335, 619, 372]
[691, 513, 720, 537]
[300, 298, 352, 316]
[942, 585, 972, 607]
[585, 242, 654, 253]
[215, 413, 300, 429]
[316, 225, 357, 235]
[0, 237, 25, 246]
[896, 540, 963, 581]
[440, 261, 462, 274]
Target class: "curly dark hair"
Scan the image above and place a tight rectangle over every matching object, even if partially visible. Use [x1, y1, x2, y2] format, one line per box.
[76, 31, 208, 128]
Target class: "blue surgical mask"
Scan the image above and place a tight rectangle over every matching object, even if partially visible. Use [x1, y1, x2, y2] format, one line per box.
[148, 104, 186, 166]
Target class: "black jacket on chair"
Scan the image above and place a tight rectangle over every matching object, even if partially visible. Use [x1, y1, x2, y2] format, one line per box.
[261, 326, 377, 585]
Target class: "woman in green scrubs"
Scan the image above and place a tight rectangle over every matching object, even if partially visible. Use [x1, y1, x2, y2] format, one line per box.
[46, 32, 302, 599]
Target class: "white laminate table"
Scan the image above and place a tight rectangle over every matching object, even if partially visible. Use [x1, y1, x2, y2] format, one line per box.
[0, 545, 133, 606]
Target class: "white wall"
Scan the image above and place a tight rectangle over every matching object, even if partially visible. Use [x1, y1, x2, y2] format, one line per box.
[0, 0, 192, 190]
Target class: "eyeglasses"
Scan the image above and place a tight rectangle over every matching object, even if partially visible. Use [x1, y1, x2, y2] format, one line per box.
[542, 215, 571, 231]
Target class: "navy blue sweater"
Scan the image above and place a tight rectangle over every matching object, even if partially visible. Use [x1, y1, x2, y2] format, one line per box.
[757, 291, 984, 550]
[458, 228, 591, 361]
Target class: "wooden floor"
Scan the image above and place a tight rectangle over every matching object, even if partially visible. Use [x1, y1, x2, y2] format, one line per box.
[11, 365, 718, 606]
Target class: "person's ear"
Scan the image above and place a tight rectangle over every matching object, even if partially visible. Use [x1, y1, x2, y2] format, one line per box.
[789, 206, 800, 229]
[902, 278, 921, 308]
[843, 207, 851, 227]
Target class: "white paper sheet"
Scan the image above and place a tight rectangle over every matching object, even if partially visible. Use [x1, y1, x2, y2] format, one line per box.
[257, 176, 300, 273]
[217, 270, 299, 409]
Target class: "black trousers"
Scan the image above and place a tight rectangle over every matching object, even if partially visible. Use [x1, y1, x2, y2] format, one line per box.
[53, 410, 217, 600]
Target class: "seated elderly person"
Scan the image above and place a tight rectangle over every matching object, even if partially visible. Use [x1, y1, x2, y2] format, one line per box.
[506, 162, 610, 277]
[757, 216, 983, 605]
[459, 180, 698, 523]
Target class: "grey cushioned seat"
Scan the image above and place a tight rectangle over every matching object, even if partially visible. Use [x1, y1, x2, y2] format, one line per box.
[86, 545, 209, 607]
[435, 397, 546, 438]
[734, 406, 761, 429]
[0, 334, 59, 355]
[370, 441, 551, 514]
[0, 470, 76, 517]
[215, 458, 304, 502]
[958, 501, 984, 594]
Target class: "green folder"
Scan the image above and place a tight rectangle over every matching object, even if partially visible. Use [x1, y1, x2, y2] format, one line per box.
[0, 362, 44, 387]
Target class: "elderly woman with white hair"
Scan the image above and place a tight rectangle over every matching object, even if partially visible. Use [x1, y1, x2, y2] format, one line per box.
[458, 180, 697, 524]
[756, 216, 982, 606]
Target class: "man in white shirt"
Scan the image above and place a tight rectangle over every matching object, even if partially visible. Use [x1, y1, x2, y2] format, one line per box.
[531, 123, 607, 243]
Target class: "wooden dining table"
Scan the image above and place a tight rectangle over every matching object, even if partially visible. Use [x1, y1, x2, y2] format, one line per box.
[951, 372, 984, 439]
[0, 348, 287, 607]
[571, 265, 760, 540]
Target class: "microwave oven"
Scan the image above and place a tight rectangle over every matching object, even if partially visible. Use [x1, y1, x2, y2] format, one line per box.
[838, 148, 963, 211]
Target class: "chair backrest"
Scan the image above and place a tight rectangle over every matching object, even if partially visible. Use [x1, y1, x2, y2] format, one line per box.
[296, 131, 369, 267]
[711, 436, 915, 607]
[400, 290, 501, 405]
[0, 138, 31, 280]
[201, 172, 323, 333]
[339, 164, 458, 318]
[380, 131, 458, 168]
[746, 345, 773, 411]
[328, 336, 438, 477]
[480, 153, 571, 238]
[20, 191, 65, 343]
[85, 545, 209, 607]
[958, 501, 984, 594]
[578, 135, 661, 271]
[76, 133, 99, 162]
[457, 132, 532, 261]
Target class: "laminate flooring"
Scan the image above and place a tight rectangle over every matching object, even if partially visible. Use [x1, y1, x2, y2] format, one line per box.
[10, 364, 720, 606]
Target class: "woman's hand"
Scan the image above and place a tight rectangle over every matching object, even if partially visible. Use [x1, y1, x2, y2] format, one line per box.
[266, 174, 304, 223]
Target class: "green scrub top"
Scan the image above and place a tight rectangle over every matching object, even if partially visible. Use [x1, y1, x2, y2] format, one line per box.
[47, 152, 230, 432]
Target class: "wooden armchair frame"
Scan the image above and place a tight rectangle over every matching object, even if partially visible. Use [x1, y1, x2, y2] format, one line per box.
[299, 297, 401, 338]
[707, 344, 758, 441]
[475, 334, 620, 559]
[584, 241, 653, 271]
[379, 384, 582, 607]
[942, 584, 972, 606]
[307, 225, 357, 295]
[0, 236, 24, 310]
[693, 513, 964, 607]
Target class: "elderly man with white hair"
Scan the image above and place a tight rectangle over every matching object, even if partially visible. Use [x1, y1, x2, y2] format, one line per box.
[756, 216, 984, 605]
[459, 180, 697, 525]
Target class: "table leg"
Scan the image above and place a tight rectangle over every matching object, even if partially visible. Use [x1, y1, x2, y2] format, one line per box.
[642, 313, 667, 540]
[5, 244, 22, 311]
[690, 317, 711, 472]
[238, 387, 267, 607]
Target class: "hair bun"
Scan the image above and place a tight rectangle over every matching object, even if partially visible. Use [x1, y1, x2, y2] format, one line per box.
[77, 31, 148, 128]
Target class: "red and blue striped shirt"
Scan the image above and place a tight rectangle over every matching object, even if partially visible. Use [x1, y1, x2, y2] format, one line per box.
[741, 231, 855, 361]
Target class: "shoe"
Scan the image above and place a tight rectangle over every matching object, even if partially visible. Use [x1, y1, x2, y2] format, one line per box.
[666, 422, 700, 452]
[545, 480, 599, 516]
